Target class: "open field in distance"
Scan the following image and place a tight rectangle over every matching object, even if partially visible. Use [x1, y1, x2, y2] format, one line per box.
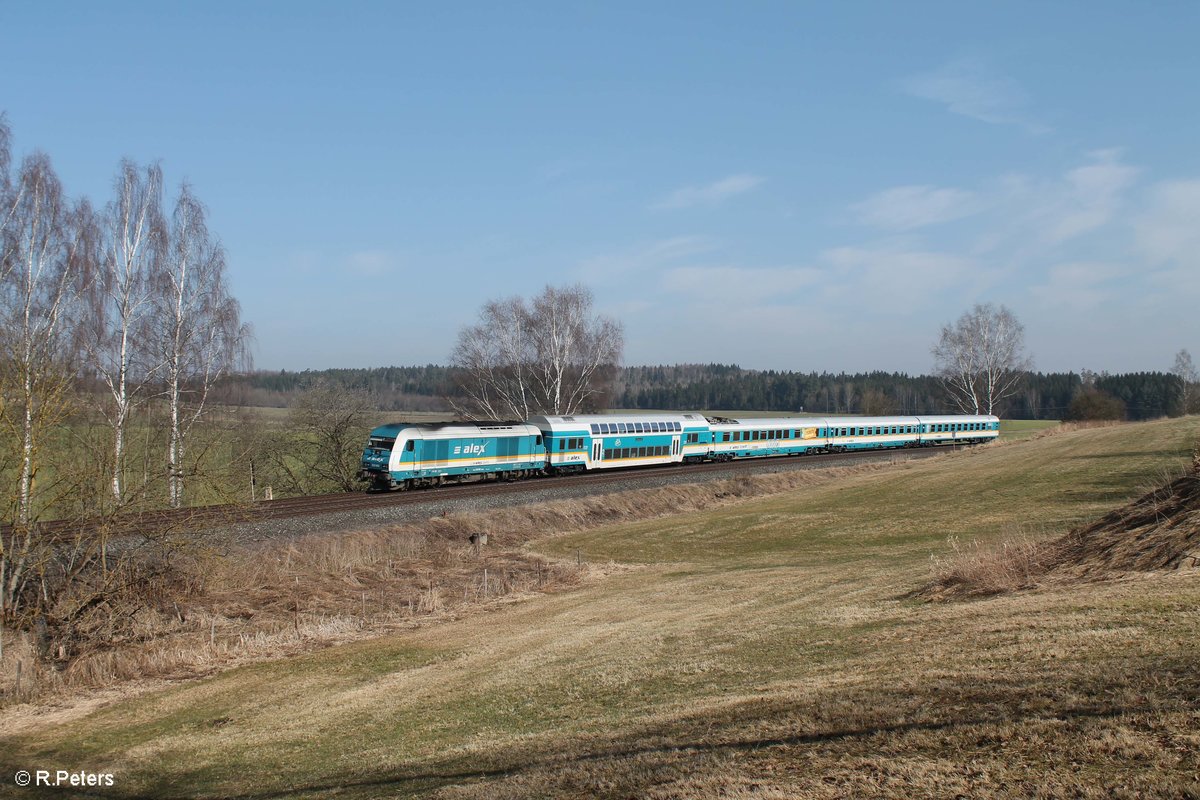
[2, 417, 1195, 798]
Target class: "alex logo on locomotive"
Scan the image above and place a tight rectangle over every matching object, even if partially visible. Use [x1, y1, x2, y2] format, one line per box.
[454, 443, 489, 456]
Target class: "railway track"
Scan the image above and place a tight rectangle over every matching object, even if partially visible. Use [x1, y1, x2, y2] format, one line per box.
[7, 444, 967, 544]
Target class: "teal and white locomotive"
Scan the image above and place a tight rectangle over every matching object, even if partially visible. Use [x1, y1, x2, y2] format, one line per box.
[359, 421, 545, 491]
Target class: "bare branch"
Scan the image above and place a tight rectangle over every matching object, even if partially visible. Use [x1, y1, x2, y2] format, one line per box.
[932, 303, 1032, 416]
[449, 284, 623, 418]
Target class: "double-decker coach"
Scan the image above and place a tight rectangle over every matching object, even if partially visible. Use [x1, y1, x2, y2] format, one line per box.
[528, 412, 710, 472]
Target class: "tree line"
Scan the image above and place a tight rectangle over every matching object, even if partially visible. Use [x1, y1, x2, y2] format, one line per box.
[229, 362, 1193, 421]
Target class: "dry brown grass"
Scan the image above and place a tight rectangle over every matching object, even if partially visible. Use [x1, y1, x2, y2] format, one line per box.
[0, 459, 896, 707]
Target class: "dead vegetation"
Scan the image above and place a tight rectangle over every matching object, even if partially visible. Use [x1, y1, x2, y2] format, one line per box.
[0, 460, 893, 705]
[926, 445, 1200, 600]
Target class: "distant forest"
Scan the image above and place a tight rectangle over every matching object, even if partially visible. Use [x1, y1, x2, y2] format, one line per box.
[223, 364, 1188, 421]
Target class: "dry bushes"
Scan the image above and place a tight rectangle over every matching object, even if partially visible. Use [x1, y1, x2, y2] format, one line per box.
[924, 531, 1063, 600]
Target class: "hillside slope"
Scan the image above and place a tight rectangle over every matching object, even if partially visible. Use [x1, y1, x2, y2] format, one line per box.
[2, 418, 1199, 798]
[928, 444, 1200, 599]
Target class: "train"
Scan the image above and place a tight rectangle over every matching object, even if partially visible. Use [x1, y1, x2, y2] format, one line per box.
[358, 412, 1000, 491]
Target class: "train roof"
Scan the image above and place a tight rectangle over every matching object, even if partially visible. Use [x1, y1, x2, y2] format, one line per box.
[528, 412, 708, 431]
[369, 421, 541, 439]
[710, 414, 998, 429]
[709, 416, 834, 429]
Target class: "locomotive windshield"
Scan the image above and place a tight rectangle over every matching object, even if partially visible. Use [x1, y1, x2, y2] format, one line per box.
[367, 436, 396, 452]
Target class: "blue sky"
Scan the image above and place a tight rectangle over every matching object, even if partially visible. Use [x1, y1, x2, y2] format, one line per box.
[2, 2, 1197, 374]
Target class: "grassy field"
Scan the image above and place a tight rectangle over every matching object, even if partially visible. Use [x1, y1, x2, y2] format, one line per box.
[2, 418, 1197, 798]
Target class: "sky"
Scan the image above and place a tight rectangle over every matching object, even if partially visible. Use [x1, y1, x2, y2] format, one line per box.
[2, 2, 1197, 375]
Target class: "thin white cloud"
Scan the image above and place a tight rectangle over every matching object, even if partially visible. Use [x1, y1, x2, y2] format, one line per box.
[851, 185, 981, 231]
[342, 249, 400, 277]
[1136, 179, 1200, 264]
[818, 245, 995, 313]
[901, 59, 1049, 134]
[652, 174, 764, 211]
[1041, 149, 1138, 244]
[1029, 261, 1130, 311]
[968, 149, 1139, 256]
[573, 235, 717, 283]
[663, 265, 821, 303]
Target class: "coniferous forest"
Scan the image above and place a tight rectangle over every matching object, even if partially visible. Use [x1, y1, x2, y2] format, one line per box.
[225, 364, 1189, 421]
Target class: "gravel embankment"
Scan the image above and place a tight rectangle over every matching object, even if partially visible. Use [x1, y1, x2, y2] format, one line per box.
[227, 448, 949, 544]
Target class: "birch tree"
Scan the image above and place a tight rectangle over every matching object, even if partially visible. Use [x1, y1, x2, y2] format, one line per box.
[450, 297, 536, 420]
[156, 184, 248, 508]
[86, 161, 166, 507]
[932, 303, 1032, 415]
[1172, 349, 1198, 414]
[0, 150, 94, 615]
[450, 284, 623, 418]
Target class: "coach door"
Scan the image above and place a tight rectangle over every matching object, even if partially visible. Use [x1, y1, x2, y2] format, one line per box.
[592, 441, 602, 465]
[672, 435, 681, 460]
